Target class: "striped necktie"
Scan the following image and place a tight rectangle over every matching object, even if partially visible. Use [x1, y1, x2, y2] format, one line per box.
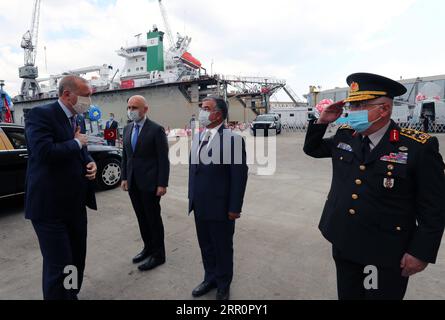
[70, 116, 77, 133]
[198, 131, 212, 164]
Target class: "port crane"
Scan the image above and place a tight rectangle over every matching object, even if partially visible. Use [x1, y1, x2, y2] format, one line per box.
[18, 0, 42, 101]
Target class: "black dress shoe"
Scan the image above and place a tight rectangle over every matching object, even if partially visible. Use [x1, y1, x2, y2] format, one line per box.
[132, 250, 149, 264]
[192, 281, 217, 298]
[216, 288, 230, 301]
[138, 256, 165, 271]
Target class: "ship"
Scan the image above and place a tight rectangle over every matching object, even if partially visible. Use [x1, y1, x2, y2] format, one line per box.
[11, 0, 304, 130]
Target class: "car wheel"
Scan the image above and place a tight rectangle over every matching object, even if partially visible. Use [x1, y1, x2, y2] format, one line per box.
[97, 158, 122, 190]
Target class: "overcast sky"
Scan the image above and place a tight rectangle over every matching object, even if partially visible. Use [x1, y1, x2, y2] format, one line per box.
[1, 0, 444, 100]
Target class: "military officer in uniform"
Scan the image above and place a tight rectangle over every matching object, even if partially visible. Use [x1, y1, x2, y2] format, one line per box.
[304, 73, 445, 300]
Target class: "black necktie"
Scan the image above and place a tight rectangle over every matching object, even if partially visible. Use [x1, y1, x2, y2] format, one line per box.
[361, 136, 371, 160]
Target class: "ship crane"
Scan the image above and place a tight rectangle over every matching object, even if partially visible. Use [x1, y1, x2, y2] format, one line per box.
[158, 0, 175, 49]
[19, 0, 42, 100]
[157, 0, 200, 71]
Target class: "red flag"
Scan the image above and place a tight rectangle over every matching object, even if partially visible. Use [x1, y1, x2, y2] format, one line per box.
[104, 129, 117, 141]
[3, 97, 13, 123]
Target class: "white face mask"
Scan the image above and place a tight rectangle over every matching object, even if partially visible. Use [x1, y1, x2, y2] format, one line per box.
[128, 110, 143, 122]
[72, 96, 92, 114]
[199, 110, 212, 127]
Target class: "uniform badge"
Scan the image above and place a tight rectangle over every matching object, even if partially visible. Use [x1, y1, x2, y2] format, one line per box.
[390, 130, 400, 143]
[399, 146, 409, 152]
[350, 82, 360, 93]
[337, 143, 353, 152]
[383, 178, 395, 189]
[380, 152, 408, 165]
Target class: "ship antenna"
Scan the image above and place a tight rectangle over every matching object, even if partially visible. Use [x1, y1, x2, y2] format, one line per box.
[134, 33, 142, 46]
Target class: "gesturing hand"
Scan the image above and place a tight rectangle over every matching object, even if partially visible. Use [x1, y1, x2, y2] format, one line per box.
[85, 162, 97, 181]
[75, 127, 88, 147]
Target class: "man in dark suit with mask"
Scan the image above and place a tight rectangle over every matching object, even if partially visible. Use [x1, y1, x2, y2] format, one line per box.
[189, 97, 248, 300]
[105, 113, 119, 146]
[121, 95, 170, 272]
[304, 73, 445, 300]
[25, 75, 97, 300]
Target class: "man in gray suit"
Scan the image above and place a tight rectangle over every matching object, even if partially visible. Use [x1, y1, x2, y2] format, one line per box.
[121, 95, 170, 271]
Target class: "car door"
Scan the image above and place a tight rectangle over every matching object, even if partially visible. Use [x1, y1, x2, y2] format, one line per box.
[0, 127, 19, 198]
[1, 127, 28, 195]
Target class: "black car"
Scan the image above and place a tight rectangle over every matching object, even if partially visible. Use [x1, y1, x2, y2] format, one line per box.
[250, 114, 282, 136]
[0, 123, 122, 199]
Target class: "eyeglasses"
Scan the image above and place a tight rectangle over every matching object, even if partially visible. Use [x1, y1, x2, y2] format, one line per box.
[344, 102, 385, 111]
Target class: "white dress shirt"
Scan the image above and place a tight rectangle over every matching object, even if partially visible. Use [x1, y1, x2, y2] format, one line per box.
[199, 122, 224, 150]
[366, 121, 391, 151]
[132, 116, 147, 136]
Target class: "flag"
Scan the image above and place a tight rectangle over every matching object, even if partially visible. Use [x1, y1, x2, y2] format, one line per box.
[104, 129, 117, 141]
[3, 96, 13, 123]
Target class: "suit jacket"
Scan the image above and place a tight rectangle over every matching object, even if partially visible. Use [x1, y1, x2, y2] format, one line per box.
[304, 120, 445, 267]
[121, 118, 170, 192]
[189, 125, 249, 221]
[24, 102, 97, 221]
[106, 120, 119, 130]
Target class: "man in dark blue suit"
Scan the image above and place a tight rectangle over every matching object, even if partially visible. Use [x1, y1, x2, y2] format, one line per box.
[189, 97, 248, 300]
[105, 113, 119, 146]
[25, 75, 98, 300]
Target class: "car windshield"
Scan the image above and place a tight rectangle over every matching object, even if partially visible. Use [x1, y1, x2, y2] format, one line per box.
[256, 116, 275, 122]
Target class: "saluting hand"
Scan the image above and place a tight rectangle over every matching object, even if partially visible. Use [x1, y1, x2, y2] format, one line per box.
[317, 101, 345, 125]
[401, 253, 429, 278]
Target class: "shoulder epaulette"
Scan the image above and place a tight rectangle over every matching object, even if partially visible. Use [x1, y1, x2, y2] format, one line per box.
[339, 124, 353, 130]
[400, 128, 432, 144]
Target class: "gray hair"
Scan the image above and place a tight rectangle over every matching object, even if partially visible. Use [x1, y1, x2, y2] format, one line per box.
[58, 75, 88, 96]
[203, 96, 228, 120]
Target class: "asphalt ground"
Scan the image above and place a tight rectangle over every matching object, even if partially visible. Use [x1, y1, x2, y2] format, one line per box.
[1, 133, 445, 300]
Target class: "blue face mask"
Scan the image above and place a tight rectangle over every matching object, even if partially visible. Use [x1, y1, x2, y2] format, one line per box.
[335, 110, 373, 133]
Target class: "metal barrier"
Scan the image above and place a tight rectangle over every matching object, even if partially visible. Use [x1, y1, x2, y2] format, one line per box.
[279, 121, 445, 134]
[281, 122, 310, 133]
[397, 122, 445, 133]
[180, 121, 445, 136]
